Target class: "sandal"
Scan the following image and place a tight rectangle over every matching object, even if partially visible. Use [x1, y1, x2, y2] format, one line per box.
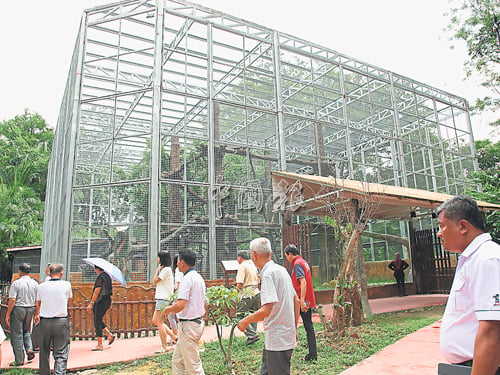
[91, 346, 104, 351]
[155, 347, 167, 354]
[108, 335, 116, 345]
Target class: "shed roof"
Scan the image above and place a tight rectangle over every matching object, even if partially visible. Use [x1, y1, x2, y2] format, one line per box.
[271, 171, 500, 220]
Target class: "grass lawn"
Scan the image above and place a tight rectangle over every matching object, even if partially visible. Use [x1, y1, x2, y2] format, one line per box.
[3, 304, 445, 375]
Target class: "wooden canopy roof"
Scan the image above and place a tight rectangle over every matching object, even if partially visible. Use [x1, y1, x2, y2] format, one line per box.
[271, 171, 500, 220]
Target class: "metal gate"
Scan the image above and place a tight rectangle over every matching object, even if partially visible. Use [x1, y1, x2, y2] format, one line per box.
[410, 227, 455, 294]
[282, 223, 312, 266]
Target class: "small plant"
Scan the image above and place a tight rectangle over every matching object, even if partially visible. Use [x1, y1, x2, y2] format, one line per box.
[204, 285, 253, 375]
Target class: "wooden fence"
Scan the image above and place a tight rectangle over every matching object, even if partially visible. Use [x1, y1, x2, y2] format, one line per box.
[1, 294, 159, 340]
[0, 278, 230, 340]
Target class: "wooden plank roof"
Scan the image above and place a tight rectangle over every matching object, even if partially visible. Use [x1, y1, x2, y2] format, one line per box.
[271, 171, 500, 220]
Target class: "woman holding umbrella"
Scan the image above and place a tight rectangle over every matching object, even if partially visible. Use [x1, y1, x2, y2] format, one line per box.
[87, 265, 116, 351]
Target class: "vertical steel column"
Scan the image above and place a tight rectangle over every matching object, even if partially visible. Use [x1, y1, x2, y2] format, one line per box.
[44, 14, 87, 279]
[207, 23, 217, 279]
[149, 0, 164, 281]
[424, 126, 438, 192]
[86, 174, 95, 258]
[417, 93, 437, 192]
[433, 100, 450, 193]
[272, 30, 286, 253]
[464, 101, 479, 173]
[389, 72, 406, 187]
[272, 31, 286, 171]
[339, 66, 354, 178]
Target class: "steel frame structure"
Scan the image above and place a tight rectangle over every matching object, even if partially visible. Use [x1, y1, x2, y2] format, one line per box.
[42, 0, 477, 280]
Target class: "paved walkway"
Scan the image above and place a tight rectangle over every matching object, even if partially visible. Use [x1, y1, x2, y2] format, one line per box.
[0, 294, 449, 373]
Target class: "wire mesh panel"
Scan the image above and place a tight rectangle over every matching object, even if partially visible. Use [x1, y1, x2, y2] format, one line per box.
[43, 0, 477, 281]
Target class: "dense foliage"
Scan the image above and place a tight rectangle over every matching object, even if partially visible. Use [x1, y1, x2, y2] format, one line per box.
[447, 0, 500, 124]
[468, 140, 500, 242]
[0, 112, 53, 281]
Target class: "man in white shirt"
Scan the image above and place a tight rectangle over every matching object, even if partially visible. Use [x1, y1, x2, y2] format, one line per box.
[238, 237, 299, 375]
[236, 249, 260, 345]
[6, 263, 38, 366]
[161, 249, 206, 375]
[34, 263, 73, 375]
[438, 196, 500, 375]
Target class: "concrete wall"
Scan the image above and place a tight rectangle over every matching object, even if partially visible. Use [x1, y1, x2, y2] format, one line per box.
[313, 258, 412, 285]
[315, 282, 417, 304]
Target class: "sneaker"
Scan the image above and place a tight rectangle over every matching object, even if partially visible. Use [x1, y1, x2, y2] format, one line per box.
[27, 350, 35, 361]
[246, 335, 260, 345]
[302, 354, 317, 361]
[9, 361, 24, 367]
[155, 347, 167, 354]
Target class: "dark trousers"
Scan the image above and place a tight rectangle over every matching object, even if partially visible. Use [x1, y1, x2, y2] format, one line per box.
[238, 293, 260, 339]
[38, 317, 70, 375]
[92, 296, 111, 337]
[260, 348, 293, 375]
[300, 308, 317, 357]
[10, 305, 35, 363]
[394, 271, 406, 296]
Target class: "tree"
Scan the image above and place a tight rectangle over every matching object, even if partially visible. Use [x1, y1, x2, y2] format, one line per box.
[447, 0, 500, 128]
[204, 285, 254, 375]
[467, 140, 500, 242]
[0, 112, 53, 281]
[319, 185, 382, 337]
[0, 111, 54, 200]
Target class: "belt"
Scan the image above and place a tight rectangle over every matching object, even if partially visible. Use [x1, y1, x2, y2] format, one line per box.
[179, 317, 202, 324]
[40, 316, 68, 320]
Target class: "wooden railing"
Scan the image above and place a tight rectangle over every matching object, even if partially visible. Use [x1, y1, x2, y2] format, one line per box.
[0, 279, 230, 340]
[1, 294, 159, 340]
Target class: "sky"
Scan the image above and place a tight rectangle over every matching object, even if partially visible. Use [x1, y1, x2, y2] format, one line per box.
[0, 0, 497, 141]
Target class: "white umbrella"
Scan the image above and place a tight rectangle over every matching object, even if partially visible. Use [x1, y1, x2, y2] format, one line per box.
[82, 257, 127, 286]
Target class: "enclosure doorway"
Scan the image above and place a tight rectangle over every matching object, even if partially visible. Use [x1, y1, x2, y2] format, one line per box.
[410, 227, 455, 294]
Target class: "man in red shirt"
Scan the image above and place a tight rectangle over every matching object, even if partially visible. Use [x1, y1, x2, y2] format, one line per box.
[284, 244, 317, 361]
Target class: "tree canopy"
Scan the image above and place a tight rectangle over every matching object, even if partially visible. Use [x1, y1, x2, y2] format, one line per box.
[467, 140, 500, 242]
[447, 0, 500, 127]
[0, 112, 53, 281]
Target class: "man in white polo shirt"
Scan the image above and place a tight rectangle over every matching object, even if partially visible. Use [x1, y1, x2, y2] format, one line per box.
[438, 196, 500, 375]
[34, 263, 73, 375]
[238, 237, 299, 375]
[161, 249, 206, 375]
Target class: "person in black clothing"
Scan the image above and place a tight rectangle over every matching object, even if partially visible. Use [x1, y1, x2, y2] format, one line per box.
[86, 266, 116, 351]
[388, 253, 409, 297]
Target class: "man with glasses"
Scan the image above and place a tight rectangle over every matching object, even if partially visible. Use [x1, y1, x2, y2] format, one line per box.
[438, 196, 500, 374]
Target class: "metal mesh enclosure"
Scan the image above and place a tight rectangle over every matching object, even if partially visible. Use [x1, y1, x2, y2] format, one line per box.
[42, 0, 477, 281]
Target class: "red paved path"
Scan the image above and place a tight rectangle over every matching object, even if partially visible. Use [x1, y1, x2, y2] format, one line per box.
[0, 294, 448, 373]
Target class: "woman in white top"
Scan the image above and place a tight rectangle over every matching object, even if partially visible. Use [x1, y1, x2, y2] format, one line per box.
[152, 251, 177, 353]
